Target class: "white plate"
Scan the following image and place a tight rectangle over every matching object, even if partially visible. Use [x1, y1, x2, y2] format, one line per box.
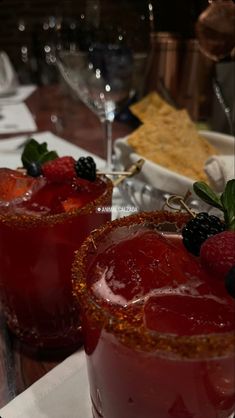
[0, 131, 105, 169]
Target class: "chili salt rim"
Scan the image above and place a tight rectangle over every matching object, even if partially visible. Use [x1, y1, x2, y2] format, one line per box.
[72, 211, 235, 360]
[0, 176, 113, 229]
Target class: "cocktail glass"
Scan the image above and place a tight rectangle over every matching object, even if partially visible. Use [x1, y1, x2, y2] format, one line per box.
[0, 168, 112, 352]
[72, 211, 235, 418]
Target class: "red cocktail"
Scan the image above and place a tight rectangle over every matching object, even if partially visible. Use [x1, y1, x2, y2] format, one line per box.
[73, 212, 235, 418]
[0, 167, 112, 351]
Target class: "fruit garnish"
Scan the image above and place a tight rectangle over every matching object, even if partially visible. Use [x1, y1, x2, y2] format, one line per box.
[21, 139, 145, 185]
[181, 180, 235, 255]
[225, 265, 235, 298]
[182, 212, 225, 256]
[21, 139, 98, 182]
[75, 156, 97, 181]
[176, 179, 235, 296]
[22, 139, 58, 174]
[42, 156, 76, 182]
[200, 231, 235, 279]
[193, 180, 235, 230]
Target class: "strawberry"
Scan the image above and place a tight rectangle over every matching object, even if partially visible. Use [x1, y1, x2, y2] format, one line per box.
[42, 156, 76, 182]
[200, 231, 235, 279]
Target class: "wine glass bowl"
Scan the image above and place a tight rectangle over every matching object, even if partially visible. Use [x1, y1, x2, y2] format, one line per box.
[57, 44, 135, 123]
[56, 1, 154, 169]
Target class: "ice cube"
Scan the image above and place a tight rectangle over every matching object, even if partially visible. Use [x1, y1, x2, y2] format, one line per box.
[0, 168, 45, 214]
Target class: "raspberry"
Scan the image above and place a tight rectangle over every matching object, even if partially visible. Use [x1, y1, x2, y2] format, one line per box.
[42, 157, 76, 182]
[75, 157, 96, 181]
[182, 212, 225, 256]
[200, 231, 235, 279]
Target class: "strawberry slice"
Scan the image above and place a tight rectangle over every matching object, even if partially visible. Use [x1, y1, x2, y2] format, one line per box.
[200, 231, 235, 279]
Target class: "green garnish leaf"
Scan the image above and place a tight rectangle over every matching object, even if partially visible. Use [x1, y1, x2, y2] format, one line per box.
[221, 179, 235, 231]
[21, 139, 58, 169]
[193, 182, 223, 210]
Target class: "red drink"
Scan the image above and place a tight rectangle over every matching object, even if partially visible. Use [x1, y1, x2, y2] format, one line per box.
[0, 168, 112, 351]
[73, 212, 235, 418]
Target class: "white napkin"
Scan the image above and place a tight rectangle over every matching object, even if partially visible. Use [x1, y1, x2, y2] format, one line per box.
[0, 52, 18, 97]
[0, 85, 37, 105]
[0, 350, 92, 418]
[205, 155, 235, 192]
[115, 137, 195, 195]
[0, 131, 105, 169]
[130, 152, 195, 195]
[0, 103, 37, 134]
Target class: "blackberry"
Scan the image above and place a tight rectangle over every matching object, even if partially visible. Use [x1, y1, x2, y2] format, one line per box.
[75, 156, 96, 181]
[27, 162, 42, 177]
[182, 212, 225, 256]
[225, 265, 235, 298]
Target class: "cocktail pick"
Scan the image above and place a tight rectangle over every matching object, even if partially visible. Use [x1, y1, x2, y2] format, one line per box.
[164, 190, 196, 217]
[111, 159, 145, 187]
[98, 159, 145, 185]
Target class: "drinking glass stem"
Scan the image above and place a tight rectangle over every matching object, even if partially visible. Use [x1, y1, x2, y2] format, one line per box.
[102, 118, 113, 171]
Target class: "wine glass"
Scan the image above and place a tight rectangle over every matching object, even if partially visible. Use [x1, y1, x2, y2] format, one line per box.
[55, 1, 154, 170]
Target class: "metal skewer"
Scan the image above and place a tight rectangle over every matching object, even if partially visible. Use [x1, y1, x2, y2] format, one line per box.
[97, 170, 131, 176]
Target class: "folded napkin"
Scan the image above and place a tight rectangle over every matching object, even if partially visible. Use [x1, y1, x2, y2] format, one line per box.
[0, 85, 37, 105]
[205, 155, 235, 192]
[0, 52, 18, 97]
[0, 103, 37, 134]
[0, 350, 92, 418]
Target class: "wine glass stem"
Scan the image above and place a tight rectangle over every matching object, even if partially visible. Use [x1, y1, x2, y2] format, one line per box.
[102, 118, 113, 171]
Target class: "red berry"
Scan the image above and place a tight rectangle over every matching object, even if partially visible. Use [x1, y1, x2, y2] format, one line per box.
[200, 231, 235, 279]
[42, 157, 76, 182]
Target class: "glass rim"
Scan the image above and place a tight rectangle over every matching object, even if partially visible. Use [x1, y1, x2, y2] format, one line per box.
[72, 210, 235, 360]
[0, 176, 113, 228]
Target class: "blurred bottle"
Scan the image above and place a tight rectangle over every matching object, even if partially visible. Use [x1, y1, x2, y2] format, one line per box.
[195, 0, 235, 133]
[196, 0, 235, 61]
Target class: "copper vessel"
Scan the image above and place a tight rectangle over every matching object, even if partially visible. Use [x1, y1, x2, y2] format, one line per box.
[145, 32, 181, 105]
[178, 39, 214, 121]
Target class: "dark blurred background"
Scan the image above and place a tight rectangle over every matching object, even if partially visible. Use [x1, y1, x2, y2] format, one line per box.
[0, 0, 208, 84]
[0, 0, 234, 131]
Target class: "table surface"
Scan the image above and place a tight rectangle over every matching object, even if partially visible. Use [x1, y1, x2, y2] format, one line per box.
[0, 84, 133, 409]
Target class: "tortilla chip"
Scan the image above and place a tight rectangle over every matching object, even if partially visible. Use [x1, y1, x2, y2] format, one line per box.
[128, 94, 219, 182]
[130, 92, 174, 122]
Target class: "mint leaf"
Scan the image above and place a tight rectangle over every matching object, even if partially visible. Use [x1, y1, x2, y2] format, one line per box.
[21, 139, 58, 169]
[221, 179, 235, 230]
[38, 150, 59, 165]
[193, 182, 223, 210]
